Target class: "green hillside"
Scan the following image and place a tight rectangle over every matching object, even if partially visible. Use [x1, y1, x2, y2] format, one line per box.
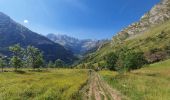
[0, 12, 75, 63]
[81, 20, 170, 66]
[99, 59, 170, 100]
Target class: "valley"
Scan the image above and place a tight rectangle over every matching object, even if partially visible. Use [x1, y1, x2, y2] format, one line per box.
[0, 59, 170, 100]
[0, 0, 170, 100]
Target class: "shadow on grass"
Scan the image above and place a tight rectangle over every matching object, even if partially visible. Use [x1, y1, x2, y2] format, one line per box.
[14, 70, 26, 74]
[134, 72, 161, 77]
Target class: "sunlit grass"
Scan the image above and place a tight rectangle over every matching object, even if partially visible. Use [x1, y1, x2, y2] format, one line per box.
[0, 69, 88, 100]
[99, 59, 170, 100]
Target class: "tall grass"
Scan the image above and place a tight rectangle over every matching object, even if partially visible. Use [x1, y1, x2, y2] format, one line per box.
[0, 69, 88, 100]
[99, 59, 170, 100]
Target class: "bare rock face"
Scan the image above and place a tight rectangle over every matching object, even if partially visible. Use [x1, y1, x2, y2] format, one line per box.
[46, 34, 108, 55]
[147, 0, 170, 24]
[113, 0, 170, 43]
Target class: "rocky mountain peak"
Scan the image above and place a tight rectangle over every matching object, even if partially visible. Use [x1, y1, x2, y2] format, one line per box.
[46, 33, 109, 55]
[113, 0, 170, 43]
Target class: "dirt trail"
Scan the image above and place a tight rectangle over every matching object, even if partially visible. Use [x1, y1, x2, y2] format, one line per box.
[81, 71, 122, 100]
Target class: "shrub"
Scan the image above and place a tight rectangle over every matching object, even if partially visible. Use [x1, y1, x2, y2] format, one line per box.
[55, 59, 65, 68]
[145, 51, 168, 63]
[105, 48, 147, 72]
[122, 51, 147, 71]
[48, 61, 54, 68]
[105, 52, 118, 70]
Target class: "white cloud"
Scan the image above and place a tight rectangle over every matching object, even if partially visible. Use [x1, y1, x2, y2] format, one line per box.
[24, 20, 29, 24]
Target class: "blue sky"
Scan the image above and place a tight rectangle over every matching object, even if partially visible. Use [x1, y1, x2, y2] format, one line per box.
[0, 0, 160, 39]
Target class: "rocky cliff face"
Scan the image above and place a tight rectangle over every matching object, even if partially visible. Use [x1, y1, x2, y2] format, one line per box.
[46, 34, 108, 55]
[113, 0, 170, 43]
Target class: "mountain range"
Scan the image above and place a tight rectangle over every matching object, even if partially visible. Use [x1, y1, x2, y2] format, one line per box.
[1, 0, 170, 65]
[0, 12, 75, 63]
[81, 0, 170, 65]
[46, 33, 109, 55]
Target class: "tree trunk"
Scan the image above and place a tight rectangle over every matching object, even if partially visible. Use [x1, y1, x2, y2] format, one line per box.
[15, 66, 17, 71]
[1, 66, 3, 72]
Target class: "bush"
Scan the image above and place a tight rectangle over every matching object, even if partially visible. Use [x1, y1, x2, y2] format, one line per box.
[55, 59, 65, 68]
[105, 52, 118, 70]
[105, 48, 147, 72]
[144, 49, 168, 63]
[122, 51, 147, 71]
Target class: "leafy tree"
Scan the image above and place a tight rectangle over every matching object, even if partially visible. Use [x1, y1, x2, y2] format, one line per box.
[34, 53, 44, 68]
[0, 58, 6, 72]
[55, 59, 65, 68]
[86, 63, 94, 69]
[10, 56, 23, 71]
[115, 47, 130, 71]
[104, 45, 147, 72]
[78, 63, 86, 69]
[122, 51, 147, 71]
[25, 46, 44, 69]
[9, 44, 24, 56]
[113, 47, 147, 72]
[9, 44, 24, 71]
[48, 61, 54, 68]
[105, 52, 118, 70]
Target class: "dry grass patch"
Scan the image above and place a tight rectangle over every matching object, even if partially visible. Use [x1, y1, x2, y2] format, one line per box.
[0, 69, 88, 100]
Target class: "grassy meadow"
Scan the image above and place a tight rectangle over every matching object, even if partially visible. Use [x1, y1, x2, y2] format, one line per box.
[99, 59, 170, 100]
[0, 69, 88, 100]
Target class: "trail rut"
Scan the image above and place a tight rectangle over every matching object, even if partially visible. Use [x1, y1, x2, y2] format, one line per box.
[81, 71, 122, 100]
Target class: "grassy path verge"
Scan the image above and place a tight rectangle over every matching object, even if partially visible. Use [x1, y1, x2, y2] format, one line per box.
[81, 70, 122, 100]
[99, 59, 170, 100]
